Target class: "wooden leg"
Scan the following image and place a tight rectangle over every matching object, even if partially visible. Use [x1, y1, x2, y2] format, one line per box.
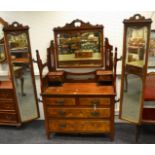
[16, 123, 22, 128]
[46, 132, 51, 139]
[135, 125, 141, 143]
[110, 132, 114, 142]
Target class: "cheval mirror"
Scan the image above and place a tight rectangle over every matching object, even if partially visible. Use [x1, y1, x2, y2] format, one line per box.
[0, 17, 8, 63]
[119, 14, 152, 125]
[3, 22, 40, 123]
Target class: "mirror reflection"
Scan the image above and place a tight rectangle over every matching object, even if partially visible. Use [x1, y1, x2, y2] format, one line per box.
[126, 26, 148, 68]
[56, 31, 102, 67]
[8, 32, 38, 122]
[0, 23, 6, 63]
[148, 30, 155, 67]
[122, 74, 143, 123]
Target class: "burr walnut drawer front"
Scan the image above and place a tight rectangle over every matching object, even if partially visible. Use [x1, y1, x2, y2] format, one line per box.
[48, 119, 110, 133]
[0, 100, 16, 111]
[47, 107, 110, 118]
[0, 89, 14, 99]
[0, 112, 18, 123]
[48, 75, 64, 83]
[79, 97, 110, 106]
[97, 75, 113, 82]
[45, 98, 76, 106]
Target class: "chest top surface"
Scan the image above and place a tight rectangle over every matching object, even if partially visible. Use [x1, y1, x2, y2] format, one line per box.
[43, 83, 115, 96]
[0, 81, 13, 89]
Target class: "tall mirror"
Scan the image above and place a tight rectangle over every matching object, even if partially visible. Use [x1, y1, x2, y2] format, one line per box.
[119, 14, 152, 123]
[3, 22, 39, 122]
[0, 17, 8, 63]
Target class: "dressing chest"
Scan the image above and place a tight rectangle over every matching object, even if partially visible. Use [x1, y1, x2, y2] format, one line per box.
[36, 19, 118, 140]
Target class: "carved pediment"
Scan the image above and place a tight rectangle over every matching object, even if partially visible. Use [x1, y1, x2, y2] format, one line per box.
[3, 21, 29, 31]
[54, 19, 103, 31]
[123, 14, 152, 24]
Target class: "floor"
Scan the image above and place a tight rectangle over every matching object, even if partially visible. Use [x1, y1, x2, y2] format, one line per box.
[0, 121, 155, 144]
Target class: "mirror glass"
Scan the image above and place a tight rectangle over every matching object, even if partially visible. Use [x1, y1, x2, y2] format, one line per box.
[121, 26, 148, 123]
[148, 30, 155, 68]
[56, 31, 103, 67]
[121, 74, 143, 123]
[7, 32, 38, 122]
[0, 23, 6, 63]
[125, 26, 148, 68]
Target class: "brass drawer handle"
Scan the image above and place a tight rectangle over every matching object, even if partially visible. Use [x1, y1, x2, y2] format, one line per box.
[91, 111, 100, 117]
[58, 110, 66, 116]
[55, 100, 64, 105]
[91, 100, 100, 105]
[59, 124, 66, 128]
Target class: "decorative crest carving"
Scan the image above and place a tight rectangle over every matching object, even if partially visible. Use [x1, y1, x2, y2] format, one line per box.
[54, 19, 103, 31]
[3, 21, 29, 31]
[123, 14, 152, 24]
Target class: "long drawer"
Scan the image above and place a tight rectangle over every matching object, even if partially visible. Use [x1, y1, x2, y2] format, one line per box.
[0, 112, 18, 123]
[0, 89, 14, 99]
[47, 107, 110, 118]
[0, 100, 16, 111]
[45, 97, 76, 106]
[79, 97, 110, 106]
[48, 119, 110, 133]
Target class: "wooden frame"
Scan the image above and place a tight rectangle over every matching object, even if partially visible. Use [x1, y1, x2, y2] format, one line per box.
[119, 14, 152, 125]
[3, 21, 40, 123]
[53, 19, 104, 68]
[148, 30, 155, 68]
[0, 17, 8, 63]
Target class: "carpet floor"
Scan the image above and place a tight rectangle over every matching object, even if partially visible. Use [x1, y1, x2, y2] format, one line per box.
[0, 121, 155, 144]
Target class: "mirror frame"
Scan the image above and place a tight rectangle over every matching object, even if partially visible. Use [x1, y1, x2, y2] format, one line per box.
[53, 19, 104, 68]
[3, 21, 40, 122]
[119, 14, 152, 124]
[0, 17, 8, 63]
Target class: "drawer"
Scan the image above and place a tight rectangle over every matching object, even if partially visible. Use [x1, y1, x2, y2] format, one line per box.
[0, 89, 14, 99]
[48, 75, 64, 83]
[47, 107, 110, 118]
[79, 97, 110, 106]
[48, 119, 110, 133]
[0, 100, 16, 111]
[97, 75, 113, 82]
[45, 98, 76, 106]
[0, 112, 18, 123]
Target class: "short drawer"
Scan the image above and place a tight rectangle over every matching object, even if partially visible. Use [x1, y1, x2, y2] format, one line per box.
[0, 100, 16, 111]
[45, 98, 76, 106]
[0, 89, 14, 99]
[79, 97, 110, 106]
[47, 107, 110, 118]
[48, 119, 110, 133]
[0, 112, 18, 123]
[97, 75, 113, 82]
[48, 75, 64, 83]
